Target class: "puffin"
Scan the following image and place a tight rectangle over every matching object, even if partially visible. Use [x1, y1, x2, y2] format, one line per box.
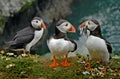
[47, 19, 77, 68]
[7, 17, 46, 53]
[79, 19, 112, 75]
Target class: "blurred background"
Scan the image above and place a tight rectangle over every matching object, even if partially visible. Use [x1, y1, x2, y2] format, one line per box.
[0, 0, 119, 55]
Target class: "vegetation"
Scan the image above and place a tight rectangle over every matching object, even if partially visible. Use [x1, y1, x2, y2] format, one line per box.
[0, 53, 120, 79]
[19, 0, 35, 13]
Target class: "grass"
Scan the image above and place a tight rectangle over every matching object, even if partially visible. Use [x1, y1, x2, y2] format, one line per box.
[0, 54, 120, 79]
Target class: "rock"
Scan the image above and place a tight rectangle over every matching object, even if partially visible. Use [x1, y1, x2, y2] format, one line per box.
[0, 0, 34, 34]
[0, 0, 34, 17]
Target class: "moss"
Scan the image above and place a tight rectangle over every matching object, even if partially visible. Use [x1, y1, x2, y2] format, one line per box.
[19, 0, 35, 13]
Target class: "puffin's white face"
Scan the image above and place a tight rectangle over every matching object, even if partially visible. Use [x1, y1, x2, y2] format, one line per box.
[79, 20, 98, 36]
[85, 20, 98, 31]
[57, 21, 76, 33]
[31, 18, 46, 29]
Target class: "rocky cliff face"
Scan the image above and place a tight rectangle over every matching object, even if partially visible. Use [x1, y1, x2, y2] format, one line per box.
[0, 0, 34, 33]
[0, 0, 34, 17]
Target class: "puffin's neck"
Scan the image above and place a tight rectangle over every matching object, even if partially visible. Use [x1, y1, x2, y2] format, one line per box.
[90, 25, 103, 38]
[30, 24, 42, 30]
[54, 27, 67, 39]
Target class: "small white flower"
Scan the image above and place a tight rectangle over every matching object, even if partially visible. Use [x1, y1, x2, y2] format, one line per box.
[108, 68, 113, 72]
[113, 73, 117, 76]
[94, 68, 98, 71]
[21, 71, 26, 74]
[118, 62, 120, 64]
[99, 72, 103, 75]
[6, 64, 15, 68]
[118, 73, 120, 76]
[0, 50, 5, 54]
[93, 68, 99, 72]
[91, 73, 95, 76]
[82, 71, 90, 75]
[6, 57, 11, 60]
[21, 54, 27, 57]
[96, 72, 99, 75]
[7, 52, 14, 56]
[98, 67, 104, 70]
[81, 61, 85, 64]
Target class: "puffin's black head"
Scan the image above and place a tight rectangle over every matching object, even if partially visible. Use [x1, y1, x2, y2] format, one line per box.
[91, 19, 100, 27]
[31, 17, 46, 29]
[79, 19, 101, 36]
[56, 19, 76, 33]
[79, 19, 100, 31]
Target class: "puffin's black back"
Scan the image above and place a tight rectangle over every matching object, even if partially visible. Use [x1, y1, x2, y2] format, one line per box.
[90, 19, 102, 38]
[69, 40, 77, 52]
[90, 19, 112, 54]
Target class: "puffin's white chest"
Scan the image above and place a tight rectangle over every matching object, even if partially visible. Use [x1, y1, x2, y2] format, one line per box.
[47, 38, 74, 56]
[86, 35, 109, 61]
[25, 28, 44, 51]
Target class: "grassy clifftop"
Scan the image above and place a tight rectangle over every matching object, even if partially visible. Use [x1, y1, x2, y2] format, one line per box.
[0, 54, 120, 79]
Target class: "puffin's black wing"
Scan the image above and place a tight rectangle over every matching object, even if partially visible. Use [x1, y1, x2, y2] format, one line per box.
[69, 40, 77, 52]
[9, 27, 35, 49]
[13, 27, 34, 40]
[105, 41, 112, 54]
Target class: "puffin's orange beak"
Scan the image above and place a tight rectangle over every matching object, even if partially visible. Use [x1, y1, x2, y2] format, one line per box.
[68, 25, 76, 33]
[79, 22, 85, 28]
[41, 22, 46, 29]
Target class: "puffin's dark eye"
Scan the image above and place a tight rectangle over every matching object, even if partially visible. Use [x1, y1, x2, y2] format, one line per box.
[86, 25, 88, 28]
[88, 22, 91, 25]
[36, 21, 38, 23]
[65, 24, 68, 26]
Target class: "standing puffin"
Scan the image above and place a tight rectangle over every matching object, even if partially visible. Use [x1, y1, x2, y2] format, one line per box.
[7, 17, 46, 53]
[47, 19, 77, 68]
[79, 19, 112, 75]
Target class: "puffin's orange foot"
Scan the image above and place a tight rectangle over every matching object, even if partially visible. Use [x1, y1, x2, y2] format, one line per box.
[61, 61, 70, 67]
[103, 71, 106, 75]
[61, 54, 70, 67]
[49, 55, 59, 68]
[87, 66, 91, 71]
[103, 66, 107, 75]
[87, 61, 91, 71]
[61, 62, 70, 67]
[49, 63, 59, 68]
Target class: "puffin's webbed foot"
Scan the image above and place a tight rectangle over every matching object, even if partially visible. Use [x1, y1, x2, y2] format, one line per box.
[87, 61, 91, 71]
[103, 65, 107, 75]
[49, 55, 59, 68]
[61, 54, 70, 67]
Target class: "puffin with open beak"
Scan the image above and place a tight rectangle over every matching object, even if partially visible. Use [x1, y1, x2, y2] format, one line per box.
[47, 19, 77, 68]
[79, 19, 112, 75]
[7, 17, 46, 53]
